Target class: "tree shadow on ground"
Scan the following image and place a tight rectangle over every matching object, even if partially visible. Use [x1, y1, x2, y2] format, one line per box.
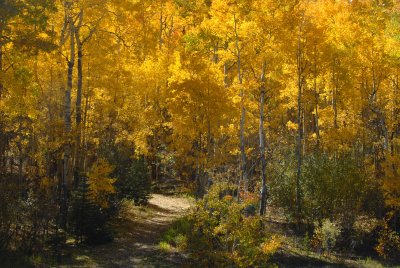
[62, 196, 191, 268]
[271, 250, 348, 268]
[0, 251, 35, 268]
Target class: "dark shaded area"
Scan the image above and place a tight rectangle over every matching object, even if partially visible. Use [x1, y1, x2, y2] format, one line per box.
[103, 142, 151, 206]
[0, 251, 35, 268]
[271, 250, 347, 268]
[62, 197, 190, 267]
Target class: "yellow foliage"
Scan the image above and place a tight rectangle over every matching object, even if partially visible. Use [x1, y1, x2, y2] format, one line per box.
[88, 159, 116, 208]
[286, 120, 298, 131]
[261, 235, 282, 255]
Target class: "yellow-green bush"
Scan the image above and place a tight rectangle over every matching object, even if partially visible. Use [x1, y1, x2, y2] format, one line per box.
[186, 182, 281, 267]
[311, 219, 340, 254]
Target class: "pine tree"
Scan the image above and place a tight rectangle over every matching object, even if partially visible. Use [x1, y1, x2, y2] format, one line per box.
[70, 175, 112, 245]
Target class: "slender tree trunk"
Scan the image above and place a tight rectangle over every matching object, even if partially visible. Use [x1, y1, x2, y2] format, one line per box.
[259, 62, 267, 216]
[82, 72, 90, 173]
[391, 71, 399, 154]
[303, 102, 306, 156]
[234, 14, 247, 197]
[74, 16, 83, 188]
[296, 83, 303, 224]
[0, 33, 3, 100]
[76, 40, 82, 141]
[313, 45, 320, 148]
[224, 62, 229, 88]
[159, 5, 163, 50]
[207, 87, 212, 161]
[0, 30, 5, 173]
[195, 133, 204, 198]
[333, 63, 338, 129]
[205, 47, 217, 164]
[61, 18, 75, 229]
[18, 142, 23, 188]
[296, 20, 304, 225]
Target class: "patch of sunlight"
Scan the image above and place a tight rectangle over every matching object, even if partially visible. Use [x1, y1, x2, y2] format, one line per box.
[66, 238, 76, 244]
[74, 254, 97, 265]
[75, 255, 90, 261]
[159, 241, 173, 252]
[357, 258, 387, 268]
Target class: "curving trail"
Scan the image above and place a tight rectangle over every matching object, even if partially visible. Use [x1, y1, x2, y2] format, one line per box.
[63, 194, 192, 268]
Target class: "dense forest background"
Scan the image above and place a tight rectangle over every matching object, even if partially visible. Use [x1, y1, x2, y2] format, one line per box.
[1, 0, 400, 266]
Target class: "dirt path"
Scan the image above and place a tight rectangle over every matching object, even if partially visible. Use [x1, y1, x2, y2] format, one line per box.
[63, 194, 192, 268]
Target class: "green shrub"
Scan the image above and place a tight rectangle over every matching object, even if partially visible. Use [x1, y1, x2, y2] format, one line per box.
[312, 219, 340, 254]
[302, 154, 372, 225]
[271, 153, 375, 226]
[162, 216, 191, 245]
[187, 182, 281, 267]
[115, 157, 151, 205]
[70, 176, 113, 245]
[100, 142, 151, 206]
[159, 241, 173, 252]
[160, 182, 281, 267]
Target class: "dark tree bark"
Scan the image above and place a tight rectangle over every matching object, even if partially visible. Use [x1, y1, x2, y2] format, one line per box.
[0, 28, 5, 173]
[313, 45, 320, 148]
[74, 10, 83, 188]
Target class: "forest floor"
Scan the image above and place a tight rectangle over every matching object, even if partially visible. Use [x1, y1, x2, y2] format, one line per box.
[59, 195, 395, 268]
[61, 194, 192, 268]
[2, 194, 395, 267]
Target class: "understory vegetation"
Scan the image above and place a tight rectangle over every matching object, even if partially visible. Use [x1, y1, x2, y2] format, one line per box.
[160, 180, 399, 267]
[161, 183, 282, 267]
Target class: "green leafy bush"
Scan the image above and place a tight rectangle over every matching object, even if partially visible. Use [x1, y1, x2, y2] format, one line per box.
[101, 142, 151, 205]
[115, 157, 151, 205]
[302, 154, 372, 225]
[187, 182, 281, 267]
[312, 219, 340, 254]
[270, 154, 376, 227]
[163, 216, 191, 245]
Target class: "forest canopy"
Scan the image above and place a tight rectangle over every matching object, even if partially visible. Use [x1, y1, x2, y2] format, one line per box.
[1, 0, 400, 266]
